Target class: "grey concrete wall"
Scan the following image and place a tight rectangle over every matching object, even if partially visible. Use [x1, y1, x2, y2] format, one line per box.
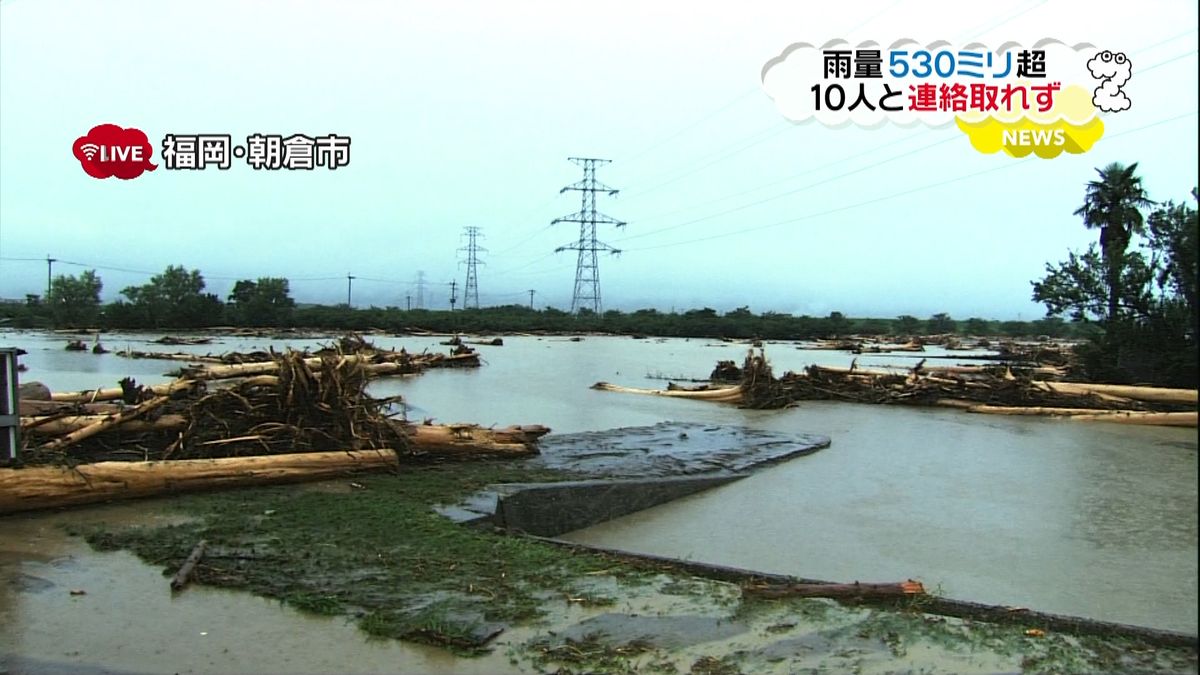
[495, 475, 742, 537]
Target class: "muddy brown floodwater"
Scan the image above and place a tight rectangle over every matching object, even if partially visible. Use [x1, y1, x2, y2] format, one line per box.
[0, 503, 545, 674]
[2, 330, 1197, 670]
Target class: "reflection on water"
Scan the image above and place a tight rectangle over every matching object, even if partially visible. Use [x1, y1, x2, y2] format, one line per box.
[3, 330, 1197, 636]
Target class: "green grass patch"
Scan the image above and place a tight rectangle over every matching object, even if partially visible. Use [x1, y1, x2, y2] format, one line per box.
[73, 461, 654, 653]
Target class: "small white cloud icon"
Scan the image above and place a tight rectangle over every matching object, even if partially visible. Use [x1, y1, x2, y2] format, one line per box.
[1087, 50, 1132, 112]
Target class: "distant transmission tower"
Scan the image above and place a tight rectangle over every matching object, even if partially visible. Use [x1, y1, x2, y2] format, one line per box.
[458, 226, 485, 309]
[414, 271, 427, 309]
[553, 157, 626, 314]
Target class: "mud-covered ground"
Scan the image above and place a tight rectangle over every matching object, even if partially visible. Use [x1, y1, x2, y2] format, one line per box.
[40, 461, 1196, 675]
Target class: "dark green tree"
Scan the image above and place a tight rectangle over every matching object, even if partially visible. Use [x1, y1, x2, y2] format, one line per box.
[46, 270, 103, 327]
[1146, 190, 1198, 337]
[121, 265, 223, 328]
[1072, 162, 1153, 324]
[825, 311, 850, 336]
[926, 312, 956, 334]
[894, 314, 921, 335]
[964, 317, 990, 336]
[228, 277, 295, 327]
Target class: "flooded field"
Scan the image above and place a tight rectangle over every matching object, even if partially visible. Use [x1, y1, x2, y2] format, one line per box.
[2, 329, 1196, 670]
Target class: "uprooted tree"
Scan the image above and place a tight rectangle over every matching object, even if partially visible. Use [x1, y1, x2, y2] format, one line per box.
[1033, 162, 1197, 387]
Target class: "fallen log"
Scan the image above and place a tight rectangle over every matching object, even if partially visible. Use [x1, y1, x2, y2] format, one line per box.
[50, 380, 199, 403]
[171, 539, 207, 592]
[119, 350, 226, 364]
[23, 414, 189, 435]
[0, 449, 403, 514]
[19, 413, 547, 451]
[182, 355, 370, 380]
[1068, 411, 1197, 426]
[404, 423, 551, 456]
[180, 351, 476, 381]
[591, 381, 744, 402]
[19, 400, 123, 416]
[743, 580, 926, 600]
[1034, 381, 1197, 405]
[966, 405, 1127, 416]
[532, 536, 1198, 649]
[950, 404, 1197, 426]
[38, 397, 170, 453]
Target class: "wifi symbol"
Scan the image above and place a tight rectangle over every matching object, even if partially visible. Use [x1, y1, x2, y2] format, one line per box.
[81, 143, 99, 160]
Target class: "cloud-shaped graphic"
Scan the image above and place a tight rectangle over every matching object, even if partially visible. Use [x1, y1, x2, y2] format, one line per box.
[1087, 50, 1132, 112]
[72, 124, 158, 179]
[955, 84, 1103, 158]
[761, 39, 1101, 128]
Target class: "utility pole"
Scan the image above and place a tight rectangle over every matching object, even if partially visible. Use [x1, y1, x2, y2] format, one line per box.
[346, 273, 355, 307]
[458, 226, 486, 309]
[406, 294, 411, 311]
[415, 271, 427, 309]
[45, 254, 57, 298]
[448, 280, 458, 311]
[527, 289, 536, 309]
[553, 157, 625, 314]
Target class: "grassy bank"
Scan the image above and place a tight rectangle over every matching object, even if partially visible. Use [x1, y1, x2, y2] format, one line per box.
[71, 462, 1198, 673]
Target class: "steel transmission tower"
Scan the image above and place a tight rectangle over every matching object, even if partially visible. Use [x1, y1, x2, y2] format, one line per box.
[553, 157, 626, 314]
[414, 271, 427, 309]
[458, 226, 485, 309]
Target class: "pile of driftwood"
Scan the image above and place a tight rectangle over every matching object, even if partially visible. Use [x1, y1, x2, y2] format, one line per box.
[5, 340, 547, 514]
[595, 350, 1197, 427]
[116, 334, 480, 372]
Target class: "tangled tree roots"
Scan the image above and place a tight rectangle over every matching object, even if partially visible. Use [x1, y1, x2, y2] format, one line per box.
[176, 350, 410, 460]
[22, 349, 411, 466]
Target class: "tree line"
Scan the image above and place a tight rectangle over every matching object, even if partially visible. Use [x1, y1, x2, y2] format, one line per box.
[3, 267, 1085, 340]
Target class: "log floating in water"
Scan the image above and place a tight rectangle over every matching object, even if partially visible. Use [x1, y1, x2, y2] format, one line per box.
[1067, 411, 1197, 426]
[171, 539, 207, 592]
[1033, 381, 1197, 405]
[591, 382, 744, 403]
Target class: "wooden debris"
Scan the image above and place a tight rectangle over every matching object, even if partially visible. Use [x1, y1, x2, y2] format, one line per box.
[591, 382, 744, 403]
[23, 413, 188, 435]
[50, 379, 199, 403]
[594, 348, 1198, 427]
[37, 396, 170, 454]
[171, 540, 207, 592]
[0, 450, 404, 513]
[744, 579, 926, 600]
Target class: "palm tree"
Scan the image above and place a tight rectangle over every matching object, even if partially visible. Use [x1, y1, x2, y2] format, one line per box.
[1073, 162, 1154, 323]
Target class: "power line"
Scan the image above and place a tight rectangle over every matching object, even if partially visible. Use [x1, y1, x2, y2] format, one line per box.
[553, 157, 626, 314]
[634, 129, 936, 222]
[620, 121, 794, 200]
[622, 109, 1198, 253]
[619, 87, 761, 165]
[615, 134, 958, 245]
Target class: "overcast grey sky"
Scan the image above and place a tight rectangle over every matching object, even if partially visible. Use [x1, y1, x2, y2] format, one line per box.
[1, 0, 1197, 319]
